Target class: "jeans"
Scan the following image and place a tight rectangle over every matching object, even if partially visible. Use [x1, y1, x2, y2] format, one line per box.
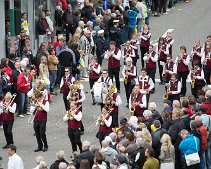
[200, 150, 206, 169]
[49, 70, 57, 92]
[205, 137, 211, 169]
[128, 27, 135, 40]
[137, 18, 143, 33]
[18, 91, 28, 115]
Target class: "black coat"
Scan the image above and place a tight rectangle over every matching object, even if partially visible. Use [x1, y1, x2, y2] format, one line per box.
[180, 115, 191, 131]
[96, 37, 106, 57]
[50, 159, 69, 169]
[145, 118, 154, 133]
[79, 149, 94, 167]
[81, 6, 94, 23]
[55, 9, 63, 27]
[36, 18, 47, 35]
[168, 119, 185, 149]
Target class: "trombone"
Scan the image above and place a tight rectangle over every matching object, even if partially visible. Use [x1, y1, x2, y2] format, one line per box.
[3, 93, 17, 113]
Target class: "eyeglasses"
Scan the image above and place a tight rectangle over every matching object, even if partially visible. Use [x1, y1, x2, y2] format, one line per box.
[65, 70, 69, 72]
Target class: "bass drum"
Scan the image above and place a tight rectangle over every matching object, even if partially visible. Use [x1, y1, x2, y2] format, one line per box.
[93, 82, 103, 103]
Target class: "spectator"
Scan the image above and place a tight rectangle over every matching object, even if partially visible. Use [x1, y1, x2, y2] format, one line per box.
[159, 134, 175, 169]
[33, 156, 44, 169]
[1, 70, 12, 95]
[113, 154, 129, 169]
[1, 58, 12, 78]
[50, 151, 69, 169]
[79, 159, 90, 169]
[143, 110, 154, 133]
[58, 162, 67, 169]
[45, 10, 54, 42]
[161, 111, 172, 131]
[96, 30, 106, 66]
[80, 141, 94, 167]
[96, 1, 104, 16]
[127, 9, 138, 39]
[81, 0, 94, 23]
[55, 2, 64, 35]
[180, 108, 191, 131]
[8, 53, 16, 70]
[148, 102, 162, 122]
[7, 144, 24, 169]
[143, 147, 160, 169]
[92, 151, 108, 169]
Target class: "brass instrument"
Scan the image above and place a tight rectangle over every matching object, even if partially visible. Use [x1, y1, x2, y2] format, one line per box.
[56, 105, 82, 128]
[143, 53, 150, 67]
[104, 86, 116, 108]
[163, 86, 170, 100]
[3, 94, 17, 113]
[124, 65, 131, 85]
[191, 69, 197, 88]
[130, 93, 139, 116]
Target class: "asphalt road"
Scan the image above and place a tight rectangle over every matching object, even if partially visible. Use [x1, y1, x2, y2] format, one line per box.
[0, 0, 211, 168]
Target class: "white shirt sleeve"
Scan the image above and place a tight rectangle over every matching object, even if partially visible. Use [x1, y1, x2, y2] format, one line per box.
[104, 116, 112, 127]
[171, 81, 181, 94]
[183, 54, 190, 65]
[169, 39, 174, 46]
[104, 50, 109, 59]
[196, 69, 204, 80]
[63, 112, 68, 122]
[113, 50, 121, 60]
[140, 94, 146, 108]
[122, 65, 126, 78]
[164, 45, 169, 55]
[151, 53, 158, 62]
[149, 78, 155, 90]
[114, 95, 122, 106]
[60, 77, 64, 88]
[129, 95, 132, 110]
[73, 111, 82, 121]
[8, 103, 17, 114]
[130, 48, 136, 57]
[41, 101, 49, 113]
[78, 90, 86, 103]
[93, 64, 101, 74]
[201, 51, 205, 63]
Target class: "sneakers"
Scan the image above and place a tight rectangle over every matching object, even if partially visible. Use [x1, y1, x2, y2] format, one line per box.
[26, 112, 32, 115]
[18, 114, 24, 118]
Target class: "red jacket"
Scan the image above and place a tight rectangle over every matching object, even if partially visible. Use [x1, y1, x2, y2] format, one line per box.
[17, 73, 32, 93]
[198, 124, 208, 151]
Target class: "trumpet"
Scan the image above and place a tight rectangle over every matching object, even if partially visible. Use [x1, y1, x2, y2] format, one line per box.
[3, 94, 17, 113]
[56, 105, 82, 128]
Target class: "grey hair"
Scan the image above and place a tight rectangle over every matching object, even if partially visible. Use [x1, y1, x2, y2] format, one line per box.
[148, 102, 157, 110]
[109, 132, 117, 141]
[136, 137, 145, 148]
[143, 110, 152, 118]
[206, 90, 211, 98]
[82, 141, 91, 149]
[195, 116, 202, 122]
[35, 156, 44, 164]
[173, 100, 181, 108]
[180, 129, 189, 135]
[59, 162, 67, 169]
[56, 150, 65, 160]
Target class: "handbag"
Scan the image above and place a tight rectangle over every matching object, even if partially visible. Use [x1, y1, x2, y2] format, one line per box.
[185, 136, 200, 166]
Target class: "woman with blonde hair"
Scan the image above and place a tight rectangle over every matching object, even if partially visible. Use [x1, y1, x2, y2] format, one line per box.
[159, 134, 175, 169]
[39, 56, 50, 90]
[140, 128, 152, 147]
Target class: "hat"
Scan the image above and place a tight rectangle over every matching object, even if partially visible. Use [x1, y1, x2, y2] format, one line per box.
[116, 154, 127, 164]
[98, 30, 104, 34]
[163, 100, 172, 106]
[120, 118, 127, 125]
[113, 20, 119, 23]
[125, 57, 132, 62]
[163, 106, 173, 112]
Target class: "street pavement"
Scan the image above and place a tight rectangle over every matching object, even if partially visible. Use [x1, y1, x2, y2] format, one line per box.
[0, 0, 211, 168]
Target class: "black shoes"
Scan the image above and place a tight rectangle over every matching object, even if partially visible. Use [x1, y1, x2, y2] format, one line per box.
[92, 102, 96, 105]
[43, 147, 48, 152]
[34, 148, 43, 152]
[80, 131, 84, 135]
[2, 145, 9, 149]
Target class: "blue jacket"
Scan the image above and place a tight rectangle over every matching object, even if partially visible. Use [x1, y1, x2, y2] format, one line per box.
[128, 10, 138, 28]
[179, 134, 200, 158]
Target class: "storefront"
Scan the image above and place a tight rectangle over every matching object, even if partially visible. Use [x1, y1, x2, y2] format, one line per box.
[0, 0, 54, 59]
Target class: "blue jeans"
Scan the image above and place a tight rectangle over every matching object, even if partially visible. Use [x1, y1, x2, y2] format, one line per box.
[137, 18, 143, 32]
[17, 91, 28, 115]
[128, 27, 135, 40]
[205, 137, 211, 169]
[49, 70, 57, 92]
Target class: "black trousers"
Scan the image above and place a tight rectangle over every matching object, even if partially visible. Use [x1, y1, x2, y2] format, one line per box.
[178, 71, 189, 96]
[68, 128, 82, 152]
[124, 81, 134, 103]
[159, 0, 167, 13]
[89, 78, 98, 102]
[158, 59, 166, 83]
[175, 148, 182, 169]
[140, 47, 149, 68]
[204, 69, 211, 85]
[98, 132, 111, 145]
[63, 93, 70, 111]
[110, 112, 119, 128]
[191, 84, 203, 99]
[33, 121, 48, 149]
[147, 68, 156, 88]
[168, 94, 180, 102]
[97, 54, 103, 66]
[3, 121, 14, 145]
[108, 67, 120, 91]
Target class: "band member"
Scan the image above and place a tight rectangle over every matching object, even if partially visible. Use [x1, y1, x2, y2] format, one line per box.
[89, 56, 101, 105]
[104, 85, 122, 128]
[67, 81, 86, 134]
[122, 57, 136, 106]
[122, 40, 136, 65]
[190, 39, 203, 68]
[2, 92, 16, 149]
[129, 85, 147, 117]
[175, 46, 190, 96]
[60, 67, 75, 111]
[165, 31, 174, 55]
[104, 41, 121, 93]
[139, 25, 151, 68]
[31, 91, 49, 152]
[27, 79, 48, 104]
[163, 55, 177, 91]
[166, 74, 181, 102]
[97, 106, 112, 144]
[145, 45, 158, 93]
[137, 68, 154, 105]
[63, 101, 82, 152]
[131, 34, 140, 66]
[203, 35, 211, 51]
[157, 37, 169, 85]
[202, 43, 211, 85]
[188, 61, 205, 98]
